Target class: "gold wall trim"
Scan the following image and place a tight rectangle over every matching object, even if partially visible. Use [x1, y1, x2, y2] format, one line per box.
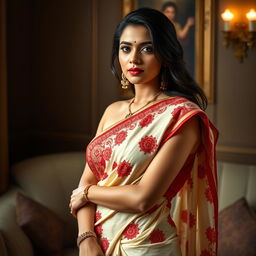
[122, 0, 216, 103]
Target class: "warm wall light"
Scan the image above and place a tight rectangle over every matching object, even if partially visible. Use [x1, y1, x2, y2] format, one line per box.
[221, 9, 234, 31]
[246, 9, 256, 31]
[221, 8, 256, 62]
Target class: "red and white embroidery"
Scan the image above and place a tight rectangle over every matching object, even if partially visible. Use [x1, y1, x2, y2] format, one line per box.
[100, 237, 109, 253]
[139, 135, 158, 154]
[205, 227, 217, 243]
[117, 160, 132, 177]
[95, 211, 102, 222]
[139, 114, 154, 128]
[205, 187, 213, 203]
[149, 229, 165, 243]
[114, 131, 127, 145]
[112, 161, 117, 170]
[123, 222, 140, 240]
[95, 224, 103, 236]
[103, 147, 112, 161]
[180, 210, 196, 228]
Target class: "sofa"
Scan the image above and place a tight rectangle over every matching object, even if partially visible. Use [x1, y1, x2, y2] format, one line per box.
[1, 152, 256, 256]
[0, 152, 85, 256]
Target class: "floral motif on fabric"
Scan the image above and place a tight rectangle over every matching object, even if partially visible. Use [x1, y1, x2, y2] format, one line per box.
[117, 160, 132, 177]
[139, 114, 154, 128]
[180, 210, 196, 228]
[95, 211, 102, 222]
[95, 224, 103, 236]
[103, 147, 112, 161]
[100, 237, 109, 253]
[139, 136, 158, 154]
[171, 106, 185, 118]
[157, 106, 167, 114]
[114, 131, 127, 145]
[123, 222, 140, 240]
[112, 161, 117, 170]
[149, 229, 166, 243]
[205, 187, 213, 203]
[101, 172, 108, 180]
[167, 215, 176, 227]
[171, 102, 197, 120]
[205, 227, 217, 243]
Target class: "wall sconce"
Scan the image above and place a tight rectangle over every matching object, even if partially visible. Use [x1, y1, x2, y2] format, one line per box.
[221, 9, 256, 62]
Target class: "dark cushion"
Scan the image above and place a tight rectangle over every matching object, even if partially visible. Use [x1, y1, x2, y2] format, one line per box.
[16, 192, 65, 255]
[219, 197, 256, 256]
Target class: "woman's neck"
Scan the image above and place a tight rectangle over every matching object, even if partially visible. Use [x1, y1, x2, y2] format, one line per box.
[133, 79, 161, 105]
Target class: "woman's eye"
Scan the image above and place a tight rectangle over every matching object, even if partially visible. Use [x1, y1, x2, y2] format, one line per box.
[120, 46, 130, 53]
[142, 46, 153, 53]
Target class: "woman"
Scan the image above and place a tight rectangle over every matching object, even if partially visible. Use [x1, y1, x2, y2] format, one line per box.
[69, 8, 218, 256]
[162, 2, 195, 41]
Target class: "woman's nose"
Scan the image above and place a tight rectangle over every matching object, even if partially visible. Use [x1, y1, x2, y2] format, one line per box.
[129, 50, 140, 64]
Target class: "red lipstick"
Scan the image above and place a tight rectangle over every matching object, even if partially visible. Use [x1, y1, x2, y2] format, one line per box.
[128, 68, 144, 75]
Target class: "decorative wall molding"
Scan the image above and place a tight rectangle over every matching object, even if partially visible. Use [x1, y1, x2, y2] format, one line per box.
[217, 145, 256, 165]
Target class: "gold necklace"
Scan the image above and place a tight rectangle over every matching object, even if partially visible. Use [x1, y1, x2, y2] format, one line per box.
[125, 91, 162, 119]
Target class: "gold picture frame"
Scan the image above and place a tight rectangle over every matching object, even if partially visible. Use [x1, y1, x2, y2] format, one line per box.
[121, 0, 215, 103]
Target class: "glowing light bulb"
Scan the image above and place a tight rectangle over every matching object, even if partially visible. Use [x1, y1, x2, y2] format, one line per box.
[246, 9, 256, 31]
[221, 9, 234, 31]
[221, 9, 234, 21]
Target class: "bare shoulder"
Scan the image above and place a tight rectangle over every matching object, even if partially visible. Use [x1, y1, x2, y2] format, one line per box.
[105, 100, 129, 114]
[106, 100, 129, 111]
[101, 100, 130, 131]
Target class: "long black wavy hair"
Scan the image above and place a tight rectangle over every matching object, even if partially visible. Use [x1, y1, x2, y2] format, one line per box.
[111, 8, 207, 110]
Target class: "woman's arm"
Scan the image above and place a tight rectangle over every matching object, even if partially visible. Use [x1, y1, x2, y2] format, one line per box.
[73, 107, 109, 255]
[73, 115, 200, 213]
[177, 17, 194, 40]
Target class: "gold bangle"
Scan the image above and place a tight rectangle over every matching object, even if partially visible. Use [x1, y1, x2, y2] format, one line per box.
[83, 184, 93, 201]
[77, 231, 96, 247]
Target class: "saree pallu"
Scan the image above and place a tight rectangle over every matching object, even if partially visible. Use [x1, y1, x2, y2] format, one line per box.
[86, 97, 218, 256]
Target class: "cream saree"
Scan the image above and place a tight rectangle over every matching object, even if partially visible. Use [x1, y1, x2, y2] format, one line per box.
[86, 97, 218, 256]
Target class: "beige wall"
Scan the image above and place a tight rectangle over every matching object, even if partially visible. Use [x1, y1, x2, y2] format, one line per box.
[211, 0, 256, 164]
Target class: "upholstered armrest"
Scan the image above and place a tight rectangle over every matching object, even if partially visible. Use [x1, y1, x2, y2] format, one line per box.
[0, 187, 34, 256]
[0, 230, 8, 256]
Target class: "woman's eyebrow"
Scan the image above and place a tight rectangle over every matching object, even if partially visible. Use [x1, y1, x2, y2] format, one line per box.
[120, 41, 152, 46]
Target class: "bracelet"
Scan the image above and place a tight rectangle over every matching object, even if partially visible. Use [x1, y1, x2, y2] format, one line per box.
[83, 184, 93, 202]
[77, 231, 96, 247]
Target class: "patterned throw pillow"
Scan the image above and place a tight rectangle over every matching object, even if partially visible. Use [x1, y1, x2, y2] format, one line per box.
[219, 197, 256, 256]
[16, 192, 65, 255]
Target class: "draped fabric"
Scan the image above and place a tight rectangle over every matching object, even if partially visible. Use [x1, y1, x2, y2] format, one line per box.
[86, 97, 218, 256]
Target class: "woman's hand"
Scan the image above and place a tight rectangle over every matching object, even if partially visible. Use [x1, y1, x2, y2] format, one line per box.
[79, 237, 104, 256]
[70, 186, 88, 217]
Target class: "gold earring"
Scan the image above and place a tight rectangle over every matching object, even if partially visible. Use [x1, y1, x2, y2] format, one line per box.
[121, 73, 130, 89]
[160, 68, 168, 91]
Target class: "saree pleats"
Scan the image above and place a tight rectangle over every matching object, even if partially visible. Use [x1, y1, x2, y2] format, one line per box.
[86, 97, 218, 256]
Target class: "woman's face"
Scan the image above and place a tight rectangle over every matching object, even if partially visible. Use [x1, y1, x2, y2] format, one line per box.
[118, 25, 162, 86]
[163, 6, 176, 22]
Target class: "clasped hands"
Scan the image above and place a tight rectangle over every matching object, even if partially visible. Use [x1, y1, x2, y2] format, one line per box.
[69, 185, 92, 217]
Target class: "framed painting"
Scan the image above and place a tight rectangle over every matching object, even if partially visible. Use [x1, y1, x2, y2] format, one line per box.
[121, 0, 215, 103]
